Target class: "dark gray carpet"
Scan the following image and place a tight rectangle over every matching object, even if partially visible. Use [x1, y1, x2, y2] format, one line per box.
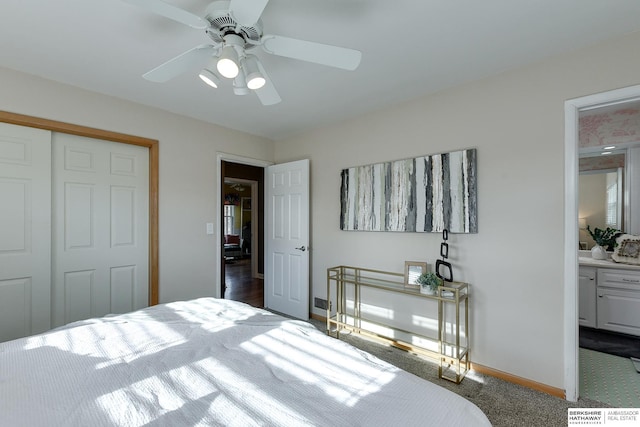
[308, 319, 608, 427]
[580, 326, 640, 359]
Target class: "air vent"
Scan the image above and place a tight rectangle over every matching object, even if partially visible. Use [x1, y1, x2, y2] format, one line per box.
[314, 297, 328, 310]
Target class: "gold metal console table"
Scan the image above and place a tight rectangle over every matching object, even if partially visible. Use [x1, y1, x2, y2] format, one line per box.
[326, 265, 470, 383]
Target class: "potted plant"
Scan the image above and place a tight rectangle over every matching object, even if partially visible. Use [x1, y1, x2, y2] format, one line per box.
[586, 225, 620, 259]
[416, 272, 443, 295]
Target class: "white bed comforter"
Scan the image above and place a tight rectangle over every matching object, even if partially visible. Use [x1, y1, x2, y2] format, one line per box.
[0, 298, 491, 426]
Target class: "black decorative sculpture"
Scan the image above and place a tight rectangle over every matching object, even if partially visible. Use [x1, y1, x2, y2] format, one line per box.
[435, 229, 453, 282]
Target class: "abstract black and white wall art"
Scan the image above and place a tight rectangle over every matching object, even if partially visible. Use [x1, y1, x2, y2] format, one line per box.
[340, 149, 477, 233]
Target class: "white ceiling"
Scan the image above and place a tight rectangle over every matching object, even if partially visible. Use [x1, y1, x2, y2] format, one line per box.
[2, 0, 640, 141]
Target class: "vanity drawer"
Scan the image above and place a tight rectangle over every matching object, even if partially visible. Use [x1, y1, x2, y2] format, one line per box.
[579, 266, 596, 328]
[597, 287, 640, 336]
[597, 268, 640, 291]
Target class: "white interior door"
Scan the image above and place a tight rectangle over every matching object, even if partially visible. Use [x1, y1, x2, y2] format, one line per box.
[52, 133, 149, 327]
[0, 123, 52, 342]
[265, 159, 309, 319]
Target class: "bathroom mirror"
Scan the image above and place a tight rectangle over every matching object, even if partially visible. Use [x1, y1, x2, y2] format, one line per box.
[578, 161, 624, 249]
[578, 101, 640, 249]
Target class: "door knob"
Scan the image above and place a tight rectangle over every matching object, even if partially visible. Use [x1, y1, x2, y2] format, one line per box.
[295, 246, 306, 252]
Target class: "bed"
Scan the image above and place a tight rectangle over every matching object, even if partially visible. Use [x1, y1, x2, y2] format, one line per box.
[0, 298, 491, 426]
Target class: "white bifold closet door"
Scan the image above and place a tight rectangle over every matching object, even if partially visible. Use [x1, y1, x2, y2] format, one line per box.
[0, 123, 52, 342]
[51, 133, 149, 328]
[0, 122, 149, 342]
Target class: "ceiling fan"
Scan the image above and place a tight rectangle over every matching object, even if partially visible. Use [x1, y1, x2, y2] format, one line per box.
[122, 0, 362, 105]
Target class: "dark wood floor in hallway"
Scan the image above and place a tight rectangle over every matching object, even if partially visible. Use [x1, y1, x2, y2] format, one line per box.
[224, 257, 264, 308]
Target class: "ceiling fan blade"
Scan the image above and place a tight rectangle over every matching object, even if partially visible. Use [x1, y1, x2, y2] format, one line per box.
[143, 44, 217, 82]
[261, 35, 361, 71]
[122, 0, 209, 29]
[228, 0, 269, 27]
[254, 62, 281, 106]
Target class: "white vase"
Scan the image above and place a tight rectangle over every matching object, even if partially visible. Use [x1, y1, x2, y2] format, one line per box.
[591, 244, 608, 260]
[420, 287, 437, 295]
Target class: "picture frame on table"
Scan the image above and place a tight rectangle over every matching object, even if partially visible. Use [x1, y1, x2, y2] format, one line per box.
[404, 261, 427, 290]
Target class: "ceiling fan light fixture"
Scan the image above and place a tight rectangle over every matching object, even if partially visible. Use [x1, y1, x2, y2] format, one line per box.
[247, 75, 266, 90]
[217, 52, 240, 79]
[217, 36, 242, 78]
[233, 71, 250, 96]
[243, 56, 266, 90]
[198, 68, 221, 88]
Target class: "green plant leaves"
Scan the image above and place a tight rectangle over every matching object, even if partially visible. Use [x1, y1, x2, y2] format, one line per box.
[586, 225, 621, 250]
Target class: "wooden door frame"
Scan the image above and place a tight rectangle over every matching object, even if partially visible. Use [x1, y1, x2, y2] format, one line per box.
[0, 111, 159, 305]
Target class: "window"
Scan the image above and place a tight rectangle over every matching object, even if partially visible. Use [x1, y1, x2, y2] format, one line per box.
[605, 171, 618, 228]
[224, 205, 235, 236]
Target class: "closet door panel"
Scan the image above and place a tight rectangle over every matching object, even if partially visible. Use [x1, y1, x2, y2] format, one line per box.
[0, 123, 51, 342]
[63, 269, 94, 324]
[52, 133, 149, 327]
[0, 278, 32, 342]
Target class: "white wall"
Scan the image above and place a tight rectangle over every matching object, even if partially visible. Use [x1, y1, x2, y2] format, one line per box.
[274, 31, 640, 390]
[0, 67, 274, 304]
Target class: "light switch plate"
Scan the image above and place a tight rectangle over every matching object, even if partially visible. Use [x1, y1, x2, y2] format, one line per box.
[206, 222, 214, 235]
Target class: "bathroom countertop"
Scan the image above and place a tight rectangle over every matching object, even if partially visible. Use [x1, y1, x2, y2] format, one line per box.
[579, 255, 640, 270]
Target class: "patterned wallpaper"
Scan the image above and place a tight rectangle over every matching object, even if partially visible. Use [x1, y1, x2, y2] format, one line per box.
[579, 154, 625, 172]
[579, 107, 640, 148]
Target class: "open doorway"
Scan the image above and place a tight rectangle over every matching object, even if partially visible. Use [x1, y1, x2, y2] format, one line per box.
[220, 159, 266, 308]
[564, 84, 640, 402]
[576, 104, 640, 407]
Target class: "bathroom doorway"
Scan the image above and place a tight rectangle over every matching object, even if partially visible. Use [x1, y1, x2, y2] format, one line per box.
[565, 84, 640, 402]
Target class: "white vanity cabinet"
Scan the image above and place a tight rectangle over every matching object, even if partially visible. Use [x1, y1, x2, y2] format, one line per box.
[579, 266, 597, 328]
[596, 268, 640, 336]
